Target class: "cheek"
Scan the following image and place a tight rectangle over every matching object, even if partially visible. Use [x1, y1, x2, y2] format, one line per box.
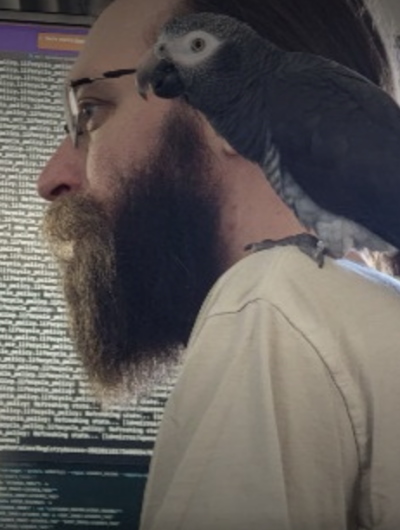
[85, 94, 174, 205]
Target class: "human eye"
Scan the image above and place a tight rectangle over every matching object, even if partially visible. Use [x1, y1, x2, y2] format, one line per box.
[76, 98, 108, 136]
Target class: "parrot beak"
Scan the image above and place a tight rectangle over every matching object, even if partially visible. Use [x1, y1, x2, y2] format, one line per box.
[136, 48, 185, 100]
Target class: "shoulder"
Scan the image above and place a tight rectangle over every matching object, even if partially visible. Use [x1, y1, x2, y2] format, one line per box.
[190, 246, 400, 343]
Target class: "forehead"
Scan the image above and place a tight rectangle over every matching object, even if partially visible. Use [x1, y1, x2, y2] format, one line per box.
[70, 0, 180, 81]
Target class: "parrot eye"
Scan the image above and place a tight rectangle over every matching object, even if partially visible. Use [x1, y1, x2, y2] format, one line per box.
[156, 43, 168, 57]
[190, 37, 206, 52]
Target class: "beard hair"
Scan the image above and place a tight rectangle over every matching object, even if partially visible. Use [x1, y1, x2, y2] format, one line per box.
[42, 106, 225, 403]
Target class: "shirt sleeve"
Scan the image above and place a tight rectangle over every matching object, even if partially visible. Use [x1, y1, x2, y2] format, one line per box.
[139, 299, 359, 530]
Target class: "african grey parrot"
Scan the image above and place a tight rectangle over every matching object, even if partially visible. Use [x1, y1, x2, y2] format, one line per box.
[136, 12, 400, 264]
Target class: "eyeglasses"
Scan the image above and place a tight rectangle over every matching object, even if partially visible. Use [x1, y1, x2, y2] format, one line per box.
[64, 68, 137, 147]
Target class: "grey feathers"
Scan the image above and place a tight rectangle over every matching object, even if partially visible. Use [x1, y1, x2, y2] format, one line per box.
[137, 12, 400, 257]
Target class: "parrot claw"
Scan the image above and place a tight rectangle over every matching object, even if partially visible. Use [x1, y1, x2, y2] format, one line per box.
[245, 233, 327, 267]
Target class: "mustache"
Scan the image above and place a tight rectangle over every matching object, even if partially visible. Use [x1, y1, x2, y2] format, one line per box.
[42, 194, 115, 270]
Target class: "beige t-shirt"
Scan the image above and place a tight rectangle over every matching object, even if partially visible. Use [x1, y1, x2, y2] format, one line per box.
[140, 247, 400, 530]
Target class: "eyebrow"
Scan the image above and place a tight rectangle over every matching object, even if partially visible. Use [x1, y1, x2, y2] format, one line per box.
[69, 68, 138, 89]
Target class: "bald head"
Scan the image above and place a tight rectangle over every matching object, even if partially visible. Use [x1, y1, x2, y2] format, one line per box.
[71, 0, 184, 81]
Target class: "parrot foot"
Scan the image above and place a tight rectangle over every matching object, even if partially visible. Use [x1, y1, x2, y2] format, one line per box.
[245, 233, 327, 267]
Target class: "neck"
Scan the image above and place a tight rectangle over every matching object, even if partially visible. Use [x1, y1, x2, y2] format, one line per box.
[218, 154, 309, 269]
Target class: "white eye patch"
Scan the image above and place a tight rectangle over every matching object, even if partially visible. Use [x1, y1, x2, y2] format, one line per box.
[164, 30, 221, 68]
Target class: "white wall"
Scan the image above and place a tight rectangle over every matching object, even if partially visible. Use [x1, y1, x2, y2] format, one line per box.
[367, 0, 400, 37]
[364, 0, 400, 98]
[380, 0, 400, 31]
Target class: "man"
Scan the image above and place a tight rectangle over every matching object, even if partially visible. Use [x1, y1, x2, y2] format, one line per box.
[38, 0, 400, 528]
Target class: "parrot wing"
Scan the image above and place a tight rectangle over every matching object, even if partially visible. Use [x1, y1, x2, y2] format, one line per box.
[269, 53, 400, 248]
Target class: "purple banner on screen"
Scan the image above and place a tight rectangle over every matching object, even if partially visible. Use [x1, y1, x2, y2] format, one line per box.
[0, 22, 87, 56]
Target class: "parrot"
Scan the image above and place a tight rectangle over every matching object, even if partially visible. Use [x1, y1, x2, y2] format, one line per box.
[135, 12, 400, 265]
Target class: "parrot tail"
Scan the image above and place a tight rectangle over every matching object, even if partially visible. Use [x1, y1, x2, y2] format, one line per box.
[361, 249, 400, 278]
[386, 251, 400, 277]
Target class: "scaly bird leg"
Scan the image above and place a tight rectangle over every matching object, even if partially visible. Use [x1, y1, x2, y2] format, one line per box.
[245, 233, 328, 268]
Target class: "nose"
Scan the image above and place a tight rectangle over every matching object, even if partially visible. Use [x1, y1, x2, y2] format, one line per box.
[37, 137, 86, 201]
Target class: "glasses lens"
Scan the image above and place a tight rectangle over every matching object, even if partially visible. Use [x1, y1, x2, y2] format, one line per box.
[64, 85, 79, 147]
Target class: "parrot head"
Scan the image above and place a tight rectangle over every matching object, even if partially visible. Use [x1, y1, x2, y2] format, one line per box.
[136, 12, 269, 107]
[136, 12, 279, 163]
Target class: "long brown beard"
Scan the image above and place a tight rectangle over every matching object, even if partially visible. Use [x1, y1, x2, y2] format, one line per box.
[42, 107, 225, 401]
